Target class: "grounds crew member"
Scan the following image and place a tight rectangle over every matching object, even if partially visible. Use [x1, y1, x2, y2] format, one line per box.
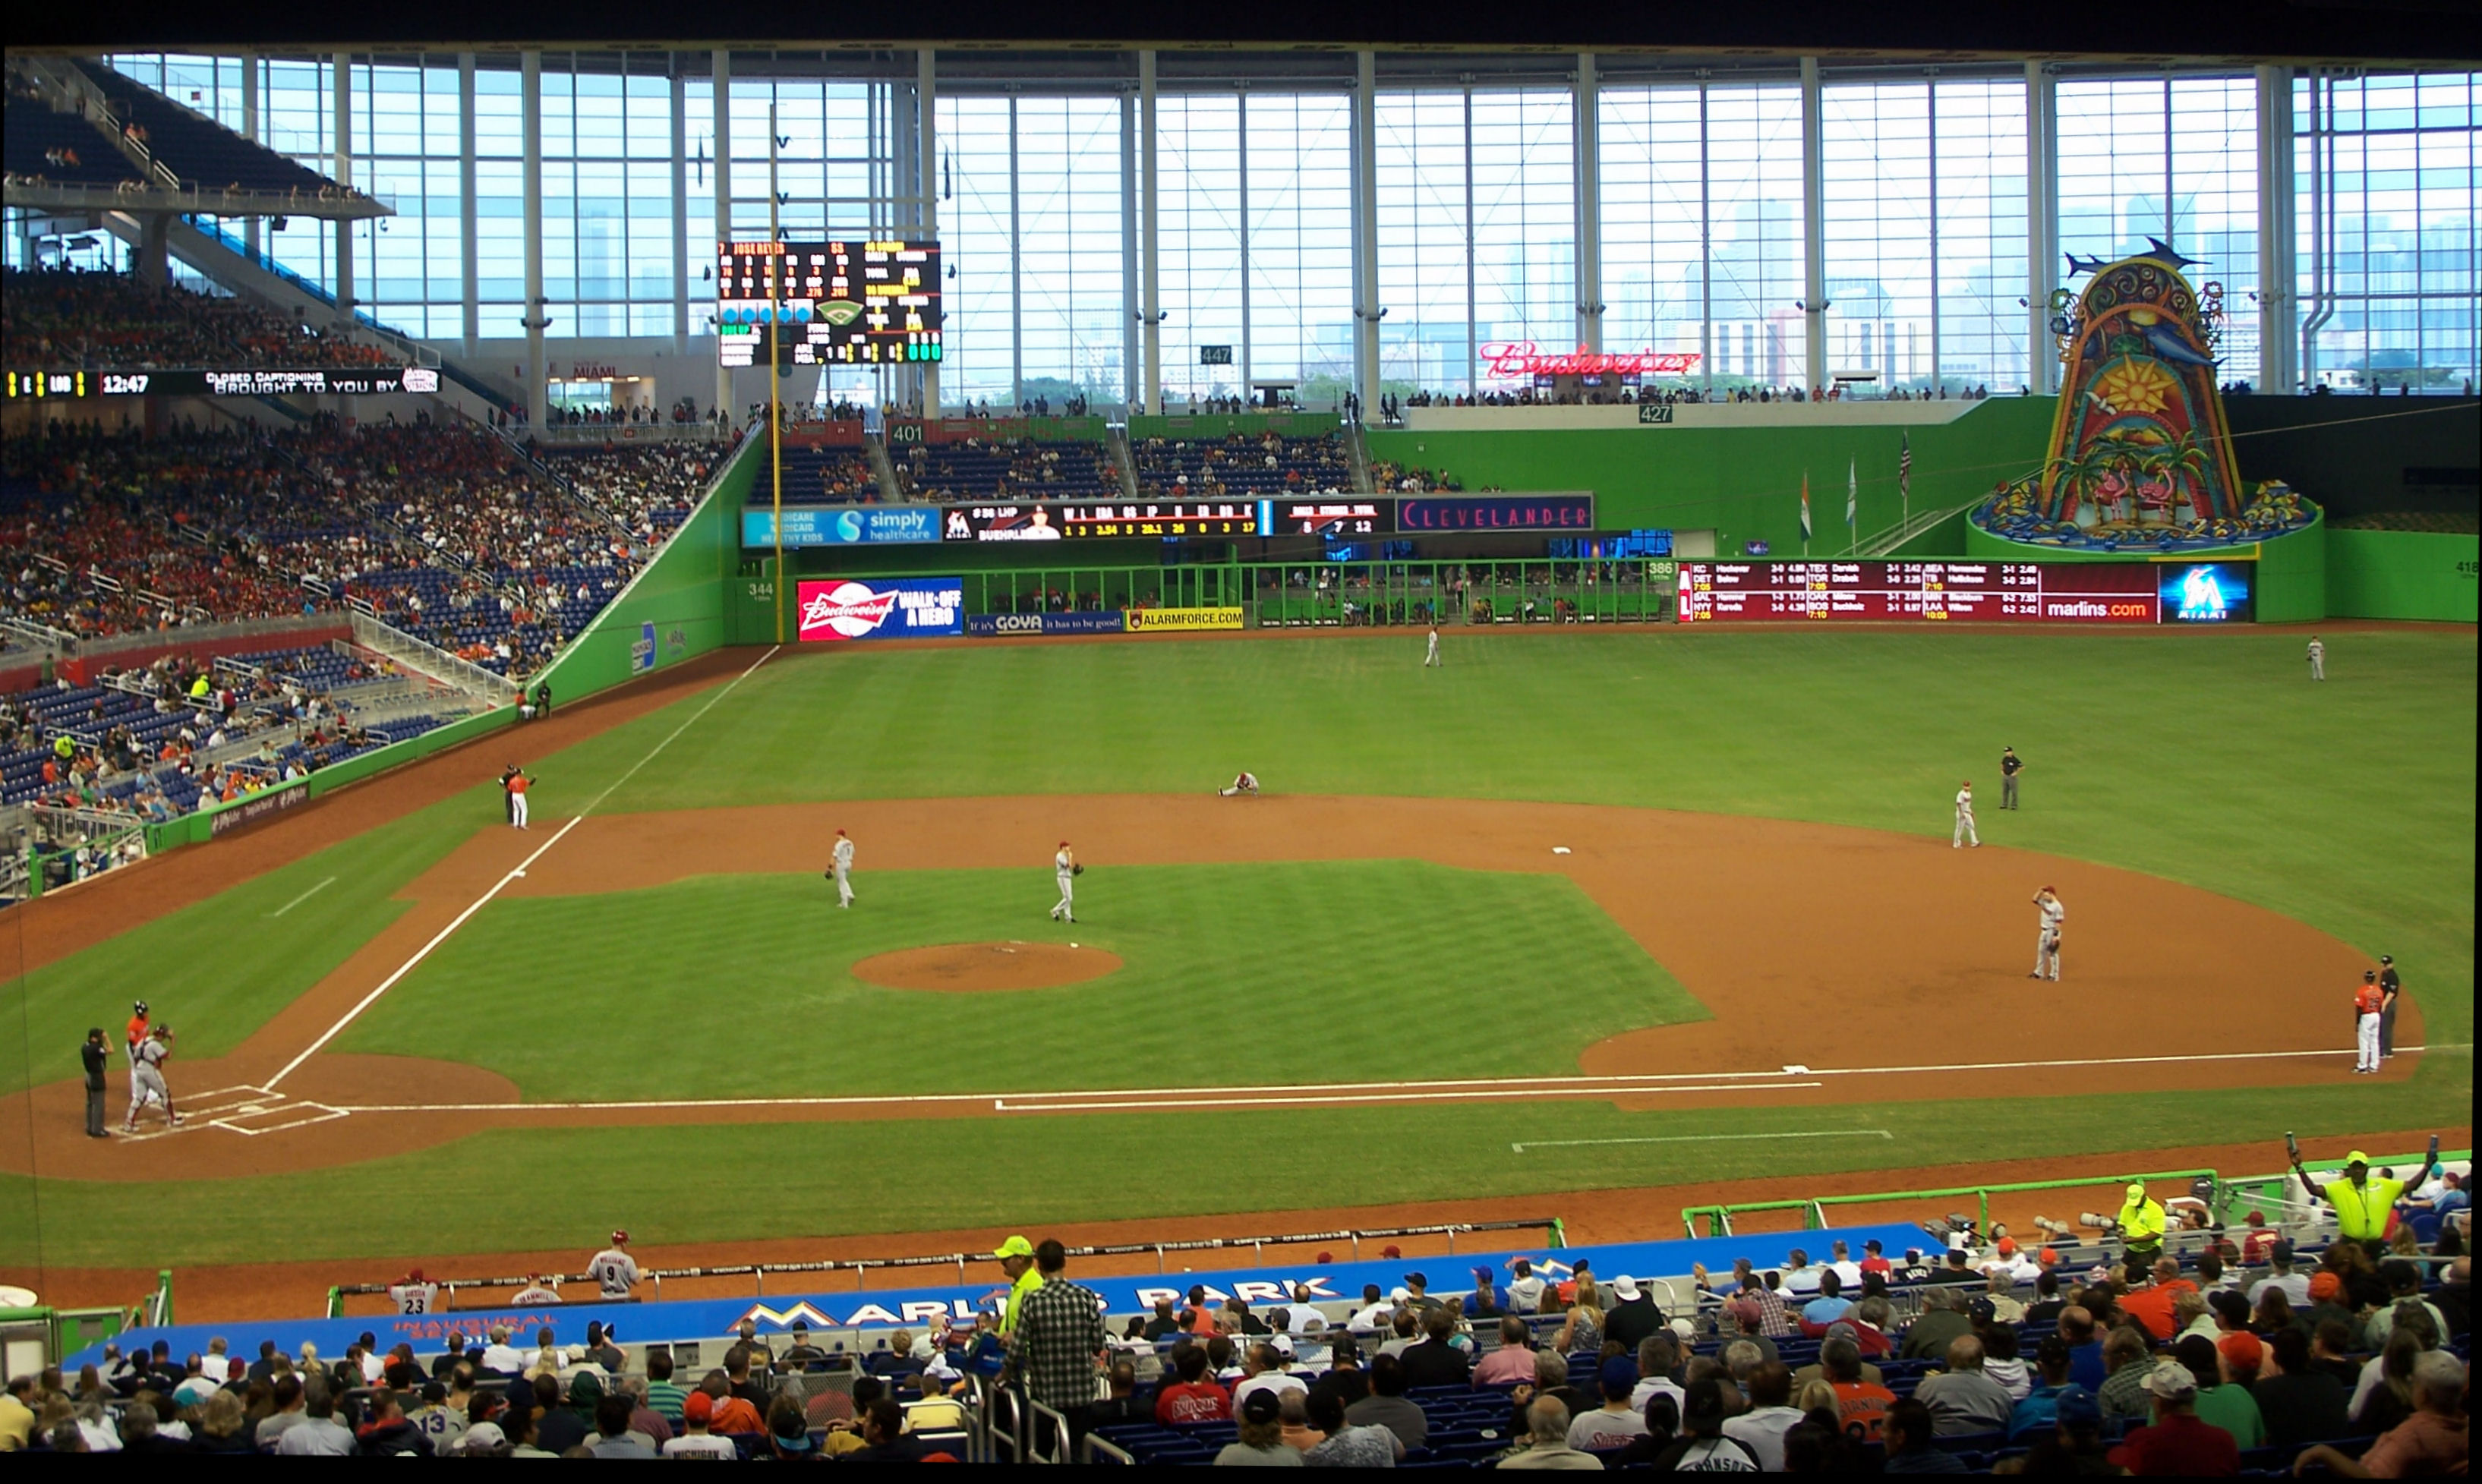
[2115, 1183, 2168, 1262]
[993, 1235, 1042, 1337]
[2292, 1143, 2438, 1256]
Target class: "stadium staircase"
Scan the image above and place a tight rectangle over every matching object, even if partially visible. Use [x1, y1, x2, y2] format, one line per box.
[1105, 423, 1143, 499]
[1854, 499, 1979, 558]
[343, 610, 522, 706]
[863, 429, 905, 502]
[1342, 414, 1377, 495]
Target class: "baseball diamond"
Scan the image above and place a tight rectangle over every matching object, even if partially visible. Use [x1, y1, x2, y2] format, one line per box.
[0, 11, 2476, 1470]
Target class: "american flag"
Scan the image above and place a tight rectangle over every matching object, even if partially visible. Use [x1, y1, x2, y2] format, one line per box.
[1898, 433, 1913, 501]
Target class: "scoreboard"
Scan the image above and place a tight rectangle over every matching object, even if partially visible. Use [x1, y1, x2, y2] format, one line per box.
[1674, 560, 2255, 625]
[717, 239, 941, 367]
[939, 500, 1262, 541]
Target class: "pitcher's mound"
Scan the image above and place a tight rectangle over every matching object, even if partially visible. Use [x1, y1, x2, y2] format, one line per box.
[853, 941, 1124, 992]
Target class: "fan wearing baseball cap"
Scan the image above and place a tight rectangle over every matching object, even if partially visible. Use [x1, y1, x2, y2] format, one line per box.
[2113, 1183, 2168, 1262]
[2105, 1360, 2239, 1476]
[588, 1230, 640, 1300]
[992, 1235, 1042, 1337]
[2291, 1145, 2440, 1255]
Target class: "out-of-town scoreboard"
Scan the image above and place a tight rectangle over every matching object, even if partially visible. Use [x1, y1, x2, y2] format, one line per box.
[716, 240, 941, 367]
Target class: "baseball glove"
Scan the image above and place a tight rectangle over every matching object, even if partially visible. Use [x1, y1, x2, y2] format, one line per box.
[1071, 863, 1084, 876]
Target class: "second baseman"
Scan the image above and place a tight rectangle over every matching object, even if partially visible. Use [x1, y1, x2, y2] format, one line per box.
[2030, 885, 2065, 980]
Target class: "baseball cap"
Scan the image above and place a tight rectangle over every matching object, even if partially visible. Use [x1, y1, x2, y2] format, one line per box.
[683, 1391, 714, 1424]
[2217, 1331, 2264, 1373]
[2380, 955, 2393, 965]
[1240, 1389, 1282, 1425]
[461, 1421, 508, 1451]
[2346, 1151, 2370, 1165]
[407, 1268, 425, 1282]
[2127, 1183, 2146, 1199]
[1599, 1356, 1639, 1392]
[2052, 1386, 2102, 1427]
[1863, 1240, 1883, 1253]
[1405, 1271, 1427, 1289]
[2244, 1209, 2266, 1227]
[1726, 1298, 1761, 1327]
[1474, 1266, 1496, 1284]
[1382, 1245, 1402, 1259]
[1317, 1251, 1333, 1265]
[2309, 1272, 2345, 1302]
[2036, 1247, 2059, 1267]
[1995, 1237, 2017, 1256]
[1611, 1277, 1642, 1302]
[1968, 1298, 1997, 1325]
[2143, 1364, 2197, 1401]
[992, 1235, 1035, 1259]
[2269, 1237, 2295, 1262]
[610, 1229, 629, 1245]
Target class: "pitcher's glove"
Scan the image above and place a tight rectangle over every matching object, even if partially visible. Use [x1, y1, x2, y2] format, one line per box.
[1071, 863, 1084, 877]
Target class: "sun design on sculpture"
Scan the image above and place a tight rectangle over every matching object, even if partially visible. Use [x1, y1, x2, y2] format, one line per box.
[2093, 358, 2175, 418]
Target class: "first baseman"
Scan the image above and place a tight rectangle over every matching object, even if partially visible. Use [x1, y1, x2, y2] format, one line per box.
[503, 764, 535, 829]
[2030, 886, 2065, 980]
[829, 828, 856, 909]
[125, 1023, 179, 1130]
[1952, 781, 1980, 848]
[2352, 970, 2385, 1073]
[1051, 840, 1077, 923]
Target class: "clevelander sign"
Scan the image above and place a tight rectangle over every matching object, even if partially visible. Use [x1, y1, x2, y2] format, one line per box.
[794, 578, 963, 641]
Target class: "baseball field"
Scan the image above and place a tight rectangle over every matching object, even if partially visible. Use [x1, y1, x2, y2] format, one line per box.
[1, 620, 2471, 1309]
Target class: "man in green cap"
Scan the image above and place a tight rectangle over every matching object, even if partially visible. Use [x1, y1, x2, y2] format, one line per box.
[994, 1236, 1043, 1338]
[2115, 1183, 2167, 1262]
[2293, 1148, 2434, 1257]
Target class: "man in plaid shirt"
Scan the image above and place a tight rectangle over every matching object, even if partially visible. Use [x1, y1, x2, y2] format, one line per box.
[1011, 1240, 1108, 1452]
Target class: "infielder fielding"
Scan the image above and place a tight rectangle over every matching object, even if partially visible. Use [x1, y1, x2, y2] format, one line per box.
[1424, 625, 1441, 667]
[1219, 771, 1260, 798]
[1952, 781, 1981, 848]
[125, 1023, 179, 1131]
[1050, 840, 1079, 924]
[2030, 886, 2065, 980]
[828, 828, 856, 909]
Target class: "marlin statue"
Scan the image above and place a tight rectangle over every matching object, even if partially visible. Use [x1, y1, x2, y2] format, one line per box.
[2064, 238, 2209, 278]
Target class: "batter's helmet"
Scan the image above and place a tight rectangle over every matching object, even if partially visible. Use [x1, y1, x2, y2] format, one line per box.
[611, 1229, 630, 1246]
[134, 1000, 150, 1015]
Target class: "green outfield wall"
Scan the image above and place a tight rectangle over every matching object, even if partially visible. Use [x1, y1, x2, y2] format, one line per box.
[1364, 397, 2057, 553]
[1964, 511, 2328, 622]
[2326, 529, 2482, 622]
[535, 435, 751, 695]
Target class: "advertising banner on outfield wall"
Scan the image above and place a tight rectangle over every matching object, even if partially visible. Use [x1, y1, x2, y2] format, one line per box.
[794, 578, 964, 641]
[1126, 607, 1245, 632]
[742, 506, 945, 547]
[66, 1222, 1935, 1369]
[966, 611, 1128, 636]
[207, 782, 311, 837]
[1398, 495, 1595, 531]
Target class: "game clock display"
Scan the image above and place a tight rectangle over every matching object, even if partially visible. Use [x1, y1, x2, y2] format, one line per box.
[716, 239, 941, 367]
[1673, 560, 2256, 624]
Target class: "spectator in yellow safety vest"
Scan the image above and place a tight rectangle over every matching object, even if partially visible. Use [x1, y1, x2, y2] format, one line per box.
[2115, 1184, 2168, 1262]
[2293, 1150, 2437, 1258]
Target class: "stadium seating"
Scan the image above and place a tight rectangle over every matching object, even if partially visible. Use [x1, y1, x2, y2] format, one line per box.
[1127, 431, 1353, 497]
[895, 437, 1121, 503]
[2, 266, 390, 369]
[2, 96, 141, 188]
[763, 445, 885, 505]
[72, 59, 338, 197]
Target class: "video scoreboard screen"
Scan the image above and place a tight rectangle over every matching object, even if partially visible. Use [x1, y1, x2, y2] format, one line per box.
[1269, 499, 1391, 537]
[717, 239, 941, 367]
[7, 367, 440, 399]
[1674, 560, 2254, 625]
[939, 500, 1262, 541]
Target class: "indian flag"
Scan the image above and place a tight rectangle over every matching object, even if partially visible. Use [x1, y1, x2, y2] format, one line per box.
[1799, 472, 1813, 546]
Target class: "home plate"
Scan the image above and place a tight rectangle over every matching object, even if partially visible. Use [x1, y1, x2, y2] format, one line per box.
[1552, 846, 1572, 855]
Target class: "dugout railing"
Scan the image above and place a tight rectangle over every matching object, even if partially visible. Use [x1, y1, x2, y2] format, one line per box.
[323, 1218, 1566, 1318]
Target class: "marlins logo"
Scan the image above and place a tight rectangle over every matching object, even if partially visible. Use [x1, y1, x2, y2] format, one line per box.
[737, 1301, 840, 1331]
[799, 581, 900, 640]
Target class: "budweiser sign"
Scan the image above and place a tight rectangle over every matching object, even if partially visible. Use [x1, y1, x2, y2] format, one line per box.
[1479, 343, 1702, 378]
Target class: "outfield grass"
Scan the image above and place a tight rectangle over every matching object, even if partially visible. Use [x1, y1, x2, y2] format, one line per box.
[336, 862, 1704, 1098]
[1, 623, 2469, 1271]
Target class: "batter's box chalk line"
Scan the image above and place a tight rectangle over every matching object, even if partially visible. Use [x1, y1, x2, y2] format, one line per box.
[117, 1085, 352, 1142]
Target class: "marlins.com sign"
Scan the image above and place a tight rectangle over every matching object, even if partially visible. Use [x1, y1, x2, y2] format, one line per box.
[794, 578, 963, 641]
[1126, 607, 1244, 632]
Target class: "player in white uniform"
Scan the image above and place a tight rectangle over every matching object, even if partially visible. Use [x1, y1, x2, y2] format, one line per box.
[125, 1024, 179, 1130]
[589, 1231, 640, 1300]
[1219, 771, 1260, 798]
[2306, 635, 2326, 681]
[2030, 886, 2066, 980]
[1424, 626, 1441, 667]
[1952, 781, 1981, 848]
[829, 828, 856, 909]
[1050, 840, 1077, 923]
[387, 1268, 442, 1315]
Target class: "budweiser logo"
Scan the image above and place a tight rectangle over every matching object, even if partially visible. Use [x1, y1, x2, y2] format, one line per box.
[1479, 342, 1702, 378]
[799, 581, 899, 639]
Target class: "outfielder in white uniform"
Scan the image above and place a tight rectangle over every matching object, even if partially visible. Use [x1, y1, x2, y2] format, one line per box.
[2307, 636, 2325, 681]
[830, 829, 856, 909]
[1424, 626, 1441, 667]
[1219, 771, 1260, 798]
[1050, 841, 1077, 923]
[125, 1025, 178, 1130]
[1953, 782, 1981, 848]
[2031, 886, 2066, 980]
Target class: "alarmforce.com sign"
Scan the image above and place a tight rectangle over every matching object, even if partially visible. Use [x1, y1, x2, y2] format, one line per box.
[1124, 607, 1245, 632]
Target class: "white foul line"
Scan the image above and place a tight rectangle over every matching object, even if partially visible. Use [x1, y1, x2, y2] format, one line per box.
[265, 817, 583, 1089]
[319, 1044, 2446, 1120]
[267, 644, 786, 1092]
[268, 876, 337, 918]
[1513, 1130, 1894, 1154]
